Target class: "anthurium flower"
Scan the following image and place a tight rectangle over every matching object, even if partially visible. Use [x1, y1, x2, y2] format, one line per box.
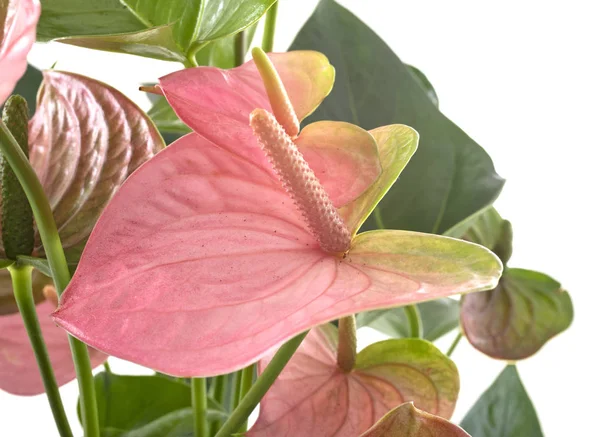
[247, 325, 459, 437]
[0, 71, 164, 394]
[53, 49, 502, 377]
[360, 403, 471, 437]
[0, 0, 39, 105]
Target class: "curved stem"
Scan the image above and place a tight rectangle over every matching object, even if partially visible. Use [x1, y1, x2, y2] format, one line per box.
[9, 264, 73, 437]
[238, 365, 255, 432]
[214, 331, 308, 437]
[0, 120, 100, 437]
[234, 30, 247, 67]
[404, 305, 423, 338]
[337, 315, 357, 372]
[262, 1, 279, 52]
[446, 332, 462, 357]
[192, 378, 208, 437]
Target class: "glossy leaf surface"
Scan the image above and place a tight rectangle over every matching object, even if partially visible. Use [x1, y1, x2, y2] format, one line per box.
[53, 128, 501, 376]
[460, 366, 543, 437]
[0, 299, 106, 395]
[358, 298, 460, 342]
[0, 0, 40, 105]
[29, 70, 164, 251]
[89, 372, 226, 435]
[290, 0, 504, 235]
[360, 403, 470, 437]
[461, 268, 573, 360]
[247, 325, 459, 437]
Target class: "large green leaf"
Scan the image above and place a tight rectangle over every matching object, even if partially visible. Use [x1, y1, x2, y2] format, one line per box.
[461, 207, 513, 264]
[357, 298, 460, 342]
[290, 0, 504, 235]
[88, 372, 226, 436]
[6, 64, 42, 116]
[460, 366, 543, 437]
[40, 0, 275, 62]
[461, 268, 573, 360]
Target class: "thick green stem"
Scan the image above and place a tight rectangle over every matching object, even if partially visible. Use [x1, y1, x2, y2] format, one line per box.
[9, 264, 73, 437]
[337, 315, 357, 372]
[192, 378, 208, 437]
[214, 332, 308, 437]
[262, 1, 279, 52]
[0, 120, 100, 437]
[404, 305, 423, 338]
[238, 365, 254, 432]
[446, 332, 462, 357]
[234, 30, 247, 67]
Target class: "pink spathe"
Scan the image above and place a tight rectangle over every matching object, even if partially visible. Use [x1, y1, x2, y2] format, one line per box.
[53, 51, 502, 376]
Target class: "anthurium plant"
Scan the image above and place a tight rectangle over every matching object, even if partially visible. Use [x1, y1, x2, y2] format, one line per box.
[0, 1, 572, 436]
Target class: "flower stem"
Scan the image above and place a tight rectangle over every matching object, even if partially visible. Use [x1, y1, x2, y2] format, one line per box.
[8, 264, 73, 437]
[209, 375, 227, 434]
[0, 120, 100, 437]
[404, 305, 423, 338]
[446, 332, 462, 357]
[214, 331, 308, 437]
[262, 1, 279, 52]
[234, 30, 247, 67]
[337, 315, 357, 372]
[237, 365, 255, 432]
[192, 378, 208, 437]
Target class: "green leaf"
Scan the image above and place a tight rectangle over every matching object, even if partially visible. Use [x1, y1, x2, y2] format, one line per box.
[360, 403, 470, 437]
[88, 372, 226, 435]
[460, 366, 543, 437]
[124, 408, 227, 437]
[461, 207, 513, 264]
[357, 298, 460, 342]
[194, 21, 258, 69]
[461, 268, 573, 360]
[406, 65, 439, 108]
[0, 259, 14, 269]
[147, 98, 191, 135]
[15, 255, 51, 276]
[290, 0, 504, 235]
[6, 64, 42, 117]
[37, 0, 145, 41]
[40, 0, 274, 62]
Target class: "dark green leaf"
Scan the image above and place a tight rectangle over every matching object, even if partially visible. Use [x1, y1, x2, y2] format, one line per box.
[290, 0, 504, 235]
[406, 65, 439, 108]
[460, 366, 543, 437]
[124, 408, 227, 437]
[147, 98, 191, 135]
[461, 207, 513, 264]
[357, 298, 460, 342]
[194, 22, 258, 69]
[461, 268, 573, 360]
[87, 372, 226, 435]
[8, 64, 42, 117]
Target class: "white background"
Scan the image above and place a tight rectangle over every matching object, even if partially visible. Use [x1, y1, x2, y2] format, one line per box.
[1, 0, 598, 435]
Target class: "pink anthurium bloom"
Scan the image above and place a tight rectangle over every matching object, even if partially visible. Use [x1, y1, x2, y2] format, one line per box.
[53, 50, 502, 377]
[0, 72, 164, 395]
[0, 0, 40, 105]
[247, 325, 459, 437]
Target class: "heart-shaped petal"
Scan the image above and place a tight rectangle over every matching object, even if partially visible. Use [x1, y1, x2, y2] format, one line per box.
[0, 0, 40, 105]
[339, 125, 418, 235]
[248, 325, 459, 437]
[0, 299, 106, 395]
[29, 71, 165, 251]
[53, 132, 501, 377]
[461, 268, 573, 360]
[360, 403, 471, 437]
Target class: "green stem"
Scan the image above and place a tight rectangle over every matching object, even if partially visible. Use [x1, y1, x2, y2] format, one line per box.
[0, 120, 100, 437]
[261, 1, 279, 52]
[234, 30, 247, 67]
[238, 365, 255, 432]
[9, 264, 73, 437]
[192, 378, 208, 437]
[214, 332, 308, 437]
[103, 361, 112, 374]
[446, 332, 462, 357]
[404, 305, 423, 338]
[209, 375, 227, 435]
[337, 315, 357, 372]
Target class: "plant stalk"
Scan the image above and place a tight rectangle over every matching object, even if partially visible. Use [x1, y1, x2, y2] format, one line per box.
[9, 264, 73, 437]
[262, 1, 279, 52]
[337, 315, 357, 372]
[446, 332, 463, 357]
[214, 331, 308, 437]
[238, 365, 255, 432]
[404, 305, 423, 338]
[0, 120, 100, 437]
[234, 30, 247, 67]
[192, 378, 208, 437]
[209, 374, 227, 435]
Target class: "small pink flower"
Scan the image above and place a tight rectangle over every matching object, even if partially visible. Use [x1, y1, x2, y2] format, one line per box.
[53, 50, 502, 377]
[0, 0, 40, 105]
